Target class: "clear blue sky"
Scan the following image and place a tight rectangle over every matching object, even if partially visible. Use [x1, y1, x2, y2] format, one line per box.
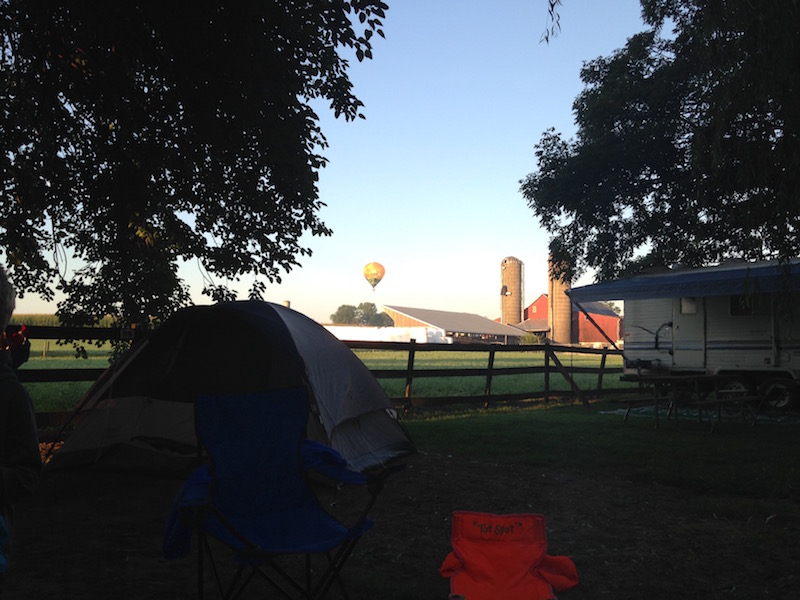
[16, 1, 647, 323]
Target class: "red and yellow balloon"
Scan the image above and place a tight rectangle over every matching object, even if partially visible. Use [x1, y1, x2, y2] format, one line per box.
[363, 262, 385, 290]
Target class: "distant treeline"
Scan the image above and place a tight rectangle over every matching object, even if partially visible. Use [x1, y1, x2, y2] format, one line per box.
[10, 314, 118, 328]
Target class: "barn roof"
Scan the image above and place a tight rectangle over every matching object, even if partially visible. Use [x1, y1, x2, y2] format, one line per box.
[516, 318, 549, 333]
[382, 305, 525, 338]
[568, 259, 800, 302]
[575, 300, 619, 317]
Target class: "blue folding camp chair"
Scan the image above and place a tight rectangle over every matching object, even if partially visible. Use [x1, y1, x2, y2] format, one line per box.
[163, 388, 394, 600]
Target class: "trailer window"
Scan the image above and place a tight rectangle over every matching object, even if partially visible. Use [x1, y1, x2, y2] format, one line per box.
[730, 294, 771, 316]
[680, 297, 698, 314]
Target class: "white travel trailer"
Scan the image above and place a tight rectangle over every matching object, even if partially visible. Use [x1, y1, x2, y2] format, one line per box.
[567, 259, 800, 409]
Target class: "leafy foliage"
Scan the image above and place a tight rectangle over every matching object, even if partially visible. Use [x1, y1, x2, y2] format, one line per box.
[330, 302, 393, 326]
[520, 331, 546, 345]
[0, 1, 388, 325]
[521, 0, 800, 282]
[541, 0, 563, 43]
[330, 304, 358, 325]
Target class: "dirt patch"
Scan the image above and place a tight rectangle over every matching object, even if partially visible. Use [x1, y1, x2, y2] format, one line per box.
[5, 449, 799, 599]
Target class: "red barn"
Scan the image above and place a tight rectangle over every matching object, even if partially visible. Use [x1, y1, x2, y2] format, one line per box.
[518, 294, 621, 346]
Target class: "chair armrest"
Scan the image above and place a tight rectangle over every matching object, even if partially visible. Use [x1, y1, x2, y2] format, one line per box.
[301, 439, 369, 484]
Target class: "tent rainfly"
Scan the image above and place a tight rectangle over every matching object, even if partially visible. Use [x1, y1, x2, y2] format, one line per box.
[51, 301, 415, 474]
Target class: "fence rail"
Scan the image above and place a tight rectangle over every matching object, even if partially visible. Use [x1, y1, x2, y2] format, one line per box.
[8, 326, 635, 417]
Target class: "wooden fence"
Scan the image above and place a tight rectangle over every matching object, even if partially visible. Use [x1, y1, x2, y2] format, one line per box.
[346, 339, 632, 409]
[8, 324, 140, 385]
[7, 326, 634, 415]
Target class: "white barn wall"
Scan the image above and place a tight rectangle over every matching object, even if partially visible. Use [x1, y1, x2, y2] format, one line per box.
[324, 326, 450, 344]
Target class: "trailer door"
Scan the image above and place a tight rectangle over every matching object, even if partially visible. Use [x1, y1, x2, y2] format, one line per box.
[623, 298, 673, 370]
[672, 296, 706, 370]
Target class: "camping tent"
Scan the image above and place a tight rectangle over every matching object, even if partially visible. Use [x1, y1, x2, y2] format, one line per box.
[51, 301, 415, 474]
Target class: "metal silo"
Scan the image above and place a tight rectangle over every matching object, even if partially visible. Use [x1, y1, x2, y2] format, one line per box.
[548, 258, 572, 344]
[500, 257, 524, 325]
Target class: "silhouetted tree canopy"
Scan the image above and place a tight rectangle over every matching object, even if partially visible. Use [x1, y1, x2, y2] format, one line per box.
[521, 0, 800, 282]
[0, 1, 387, 325]
[330, 302, 393, 326]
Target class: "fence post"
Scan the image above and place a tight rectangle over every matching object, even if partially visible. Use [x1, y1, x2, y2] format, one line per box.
[547, 343, 589, 407]
[597, 347, 608, 392]
[483, 347, 496, 408]
[404, 339, 417, 400]
[544, 342, 551, 405]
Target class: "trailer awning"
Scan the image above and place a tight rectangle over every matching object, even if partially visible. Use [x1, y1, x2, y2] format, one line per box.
[567, 259, 800, 302]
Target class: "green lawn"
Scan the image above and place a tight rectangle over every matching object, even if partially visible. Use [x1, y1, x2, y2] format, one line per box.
[404, 401, 800, 500]
[20, 338, 113, 412]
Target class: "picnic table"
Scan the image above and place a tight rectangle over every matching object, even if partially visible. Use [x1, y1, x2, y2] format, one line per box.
[619, 372, 758, 430]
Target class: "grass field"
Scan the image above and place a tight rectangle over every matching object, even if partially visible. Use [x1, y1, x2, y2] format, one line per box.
[19, 338, 114, 412]
[404, 402, 800, 499]
[356, 347, 634, 399]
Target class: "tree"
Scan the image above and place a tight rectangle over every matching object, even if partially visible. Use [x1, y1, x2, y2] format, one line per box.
[330, 302, 393, 326]
[355, 302, 394, 326]
[541, 0, 563, 43]
[330, 304, 358, 325]
[521, 0, 800, 283]
[0, 1, 388, 326]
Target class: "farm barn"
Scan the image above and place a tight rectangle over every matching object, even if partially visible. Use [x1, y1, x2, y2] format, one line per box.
[567, 259, 800, 409]
[381, 305, 525, 344]
[498, 255, 622, 346]
[516, 294, 621, 346]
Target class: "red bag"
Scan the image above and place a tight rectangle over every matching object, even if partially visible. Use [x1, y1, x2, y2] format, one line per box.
[440, 511, 578, 600]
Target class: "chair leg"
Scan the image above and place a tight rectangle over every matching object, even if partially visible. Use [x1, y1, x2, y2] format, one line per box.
[199, 532, 229, 600]
[198, 531, 249, 600]
[306, 554, 312, 594]
[198, 532, 204, 600]
[227, 567, 257, 600]
[250, 557, 311, 600]
[311, 538, 362, 600]
[330, 551, 350, 600]
[310, 484, 385, 600]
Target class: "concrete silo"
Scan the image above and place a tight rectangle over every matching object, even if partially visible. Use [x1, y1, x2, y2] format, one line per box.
[548, 258, 572, 344]
[500, 257, 524, 325]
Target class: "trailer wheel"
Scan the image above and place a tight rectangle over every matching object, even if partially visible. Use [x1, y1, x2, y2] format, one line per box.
[722, 380, 750, 393]
[761, 381, 796, 411]
[720, 380, 753, 416]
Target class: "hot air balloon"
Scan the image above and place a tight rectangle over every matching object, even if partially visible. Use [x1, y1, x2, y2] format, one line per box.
[363, 262, 385, 291]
